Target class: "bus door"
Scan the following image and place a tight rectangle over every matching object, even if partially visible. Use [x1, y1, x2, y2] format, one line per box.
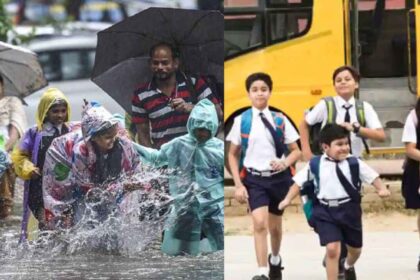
[349, 0, 417, 153]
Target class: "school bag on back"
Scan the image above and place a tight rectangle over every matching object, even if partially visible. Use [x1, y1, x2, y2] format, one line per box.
[239, 108, 286, 177]
[308, 97, 369, 155]
[300, 155, 362, 227]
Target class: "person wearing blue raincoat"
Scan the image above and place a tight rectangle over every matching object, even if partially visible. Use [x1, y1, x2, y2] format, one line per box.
[135, 99, 224, 256]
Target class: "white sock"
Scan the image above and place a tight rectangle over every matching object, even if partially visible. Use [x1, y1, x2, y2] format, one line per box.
[270, 254, 281, 265]
[344, 259, 353, 269]
[258, 267, 269, 276]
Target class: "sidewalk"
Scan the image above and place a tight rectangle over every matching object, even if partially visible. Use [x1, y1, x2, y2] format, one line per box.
[225, 232, 419, 280]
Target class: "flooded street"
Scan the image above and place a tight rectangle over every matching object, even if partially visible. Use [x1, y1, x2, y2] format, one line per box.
[0, 181, 223, 280]
[0, 248, 223, 279]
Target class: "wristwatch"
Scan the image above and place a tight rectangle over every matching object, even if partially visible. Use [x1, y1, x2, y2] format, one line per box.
[352, 122, 361, 134]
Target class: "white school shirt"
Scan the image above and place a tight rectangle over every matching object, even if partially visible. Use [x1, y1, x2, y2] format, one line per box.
[226, 106, 300, 171]
[402, 109, 417, 144]
[305, 96, 382, 157]
[293, 154, 379, 200]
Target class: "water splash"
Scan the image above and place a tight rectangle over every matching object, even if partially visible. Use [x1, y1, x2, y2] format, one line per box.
[0, 167, 223, 279]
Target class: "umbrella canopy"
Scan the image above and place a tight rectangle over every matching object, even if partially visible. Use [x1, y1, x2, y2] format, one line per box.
[91, 8, 223, 113]
[0, 41, 47, 98]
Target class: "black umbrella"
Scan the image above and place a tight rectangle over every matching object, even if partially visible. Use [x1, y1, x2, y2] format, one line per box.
[91, 8, 223, 113]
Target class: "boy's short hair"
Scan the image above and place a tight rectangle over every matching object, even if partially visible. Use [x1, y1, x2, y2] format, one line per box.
[245, 72, 273, 92]
[332, 65, 360, 83]
[319, 123, 349, 146]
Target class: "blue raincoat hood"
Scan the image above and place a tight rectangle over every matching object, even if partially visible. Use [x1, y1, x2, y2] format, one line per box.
[186, 99, 218, 140]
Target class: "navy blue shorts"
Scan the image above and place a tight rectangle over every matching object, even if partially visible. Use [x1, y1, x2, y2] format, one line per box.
[243, 170, 293, 215]
[311, 201, 363, 248]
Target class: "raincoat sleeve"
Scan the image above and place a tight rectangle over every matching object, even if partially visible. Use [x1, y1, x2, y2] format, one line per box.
[11, 128, 37, 180]
[133, 142, 168, 167]
[43, 133, 80, 224]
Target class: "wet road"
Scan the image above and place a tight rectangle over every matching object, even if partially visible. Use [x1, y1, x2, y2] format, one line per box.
[0, 180, 223, 280]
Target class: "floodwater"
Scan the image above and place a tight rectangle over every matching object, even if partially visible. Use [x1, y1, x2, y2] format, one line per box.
[0, 178, 223, 280]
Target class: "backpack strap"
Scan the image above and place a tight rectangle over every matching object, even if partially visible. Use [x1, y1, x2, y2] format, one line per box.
[239, 109, 253, 171]
[355, 100, 366, 126]
[309, 155, 322, 195]
[335, 156, 362, 203]
[354, 100, 370, 154]
[239, 109, 286, 170]
[346, 156, 362, 193]
[323, 97, 337, 124]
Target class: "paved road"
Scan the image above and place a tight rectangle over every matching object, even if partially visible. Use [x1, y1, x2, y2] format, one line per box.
[225, 232, 419, 280]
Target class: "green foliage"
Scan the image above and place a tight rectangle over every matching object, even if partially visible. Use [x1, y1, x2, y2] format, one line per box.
[0, 0, 13, 42]
[0, 0, 35, 44]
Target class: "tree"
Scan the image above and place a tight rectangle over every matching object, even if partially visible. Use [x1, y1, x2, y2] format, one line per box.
[0, 0, 13, 42]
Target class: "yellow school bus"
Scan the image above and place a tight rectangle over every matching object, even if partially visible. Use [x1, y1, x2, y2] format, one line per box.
[224, 0, 419, 154]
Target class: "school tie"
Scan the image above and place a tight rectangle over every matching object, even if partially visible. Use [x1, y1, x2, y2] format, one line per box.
[259, 112, 284, 158]
[53, 127, 60, 138]
[333, 160, 361, 203]
[342, 104, 352, 123]
[342, 104, 353, 154]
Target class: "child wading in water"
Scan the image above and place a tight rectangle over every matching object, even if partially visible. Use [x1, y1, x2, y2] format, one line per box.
[12, 88, 79, 240]
[135, 99, 224, 256]
[70, 102, 140, 224]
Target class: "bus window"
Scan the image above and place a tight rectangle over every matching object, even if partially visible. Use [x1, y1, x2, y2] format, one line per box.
[225, 14, 263, 57]
[269, 11, 310, 42]
[224, 0, 313, 59]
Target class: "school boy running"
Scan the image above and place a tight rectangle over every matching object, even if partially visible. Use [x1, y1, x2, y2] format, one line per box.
[227, 72, 301, 280]
[279, 124, 390, 280]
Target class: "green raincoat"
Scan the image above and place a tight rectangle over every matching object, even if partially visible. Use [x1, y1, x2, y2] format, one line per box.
[135, 99, 224, 256]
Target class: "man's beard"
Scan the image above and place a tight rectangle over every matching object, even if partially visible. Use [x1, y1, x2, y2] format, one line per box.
[154, 71, 173, 81]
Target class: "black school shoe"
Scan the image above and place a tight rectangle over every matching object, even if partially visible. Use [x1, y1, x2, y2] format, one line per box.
[338, 258, 345, 279]
[251, 275, 269, 280]
[268, 254, 284, 280]
[344, 266, 357, 280]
